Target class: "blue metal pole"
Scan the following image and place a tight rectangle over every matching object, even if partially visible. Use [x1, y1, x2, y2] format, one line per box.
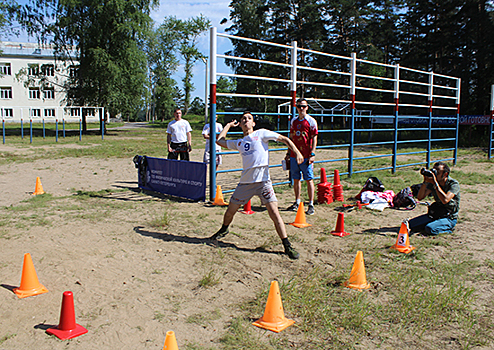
[427, 105, 432, 168]
[30, 119, 32, 144]
[101, 113, 104, 140]
[43, 119, 45, 139]
[393, 108, 398, 173]
[55, 119, 58, 142]
[210, 95, 217, 201]
[21, 119, 24, 139]
[349, 107, 355, 177]
[454, 106, 459, 165]
[2, 120, 5, 144]
[79, 118, 82, 141]
[489, 113, 493, 160]
[63, 119, 66, 138]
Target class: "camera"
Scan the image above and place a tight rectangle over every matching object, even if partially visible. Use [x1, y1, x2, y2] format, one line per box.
[420, 168, 437, 178]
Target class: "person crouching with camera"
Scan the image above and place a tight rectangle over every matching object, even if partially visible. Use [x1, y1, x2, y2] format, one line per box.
[408, 161, 460, 235]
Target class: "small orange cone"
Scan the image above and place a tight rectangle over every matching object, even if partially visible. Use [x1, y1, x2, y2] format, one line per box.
[343, 251, 370, 290]
[391, 221, 415, 254]
[331, 212, 350, 237]
[33, 177, 45, 195]
[162, 330, 179, 350]
[240, 200, 255, 214]
[212, 185, 227, 206]
[252, 281, 295, 333]
[14, 253, 48, 298]
[289, 202, 312, 228]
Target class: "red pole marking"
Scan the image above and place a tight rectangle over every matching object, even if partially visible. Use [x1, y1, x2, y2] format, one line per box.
[394, 98, 399, 112]
[351, 94, 355, 110]
[210, 84, 216, 104]
[428, 100, 433, 114]
[291, 90, 296, 107]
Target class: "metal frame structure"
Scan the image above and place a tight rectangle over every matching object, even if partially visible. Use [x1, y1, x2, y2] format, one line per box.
[1, 106, 105, 144]
[209, 28, 461, 200]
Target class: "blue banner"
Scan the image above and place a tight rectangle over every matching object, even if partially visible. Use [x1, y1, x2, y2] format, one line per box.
[135, 156, 206, 201]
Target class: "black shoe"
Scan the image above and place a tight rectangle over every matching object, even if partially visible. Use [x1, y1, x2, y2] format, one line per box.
[287, 202, 299, 211]
[210, 227, 229, 240]
[284, 245, 300, 260]
[306, 204, 315, 215]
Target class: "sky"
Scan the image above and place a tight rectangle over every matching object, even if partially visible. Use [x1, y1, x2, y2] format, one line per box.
[151, 0, 233, 103]
[7, 0, 234, 104]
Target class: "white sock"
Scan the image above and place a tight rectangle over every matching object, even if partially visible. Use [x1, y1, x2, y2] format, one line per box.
[296, 199, 301, 205]
[309, 201, 314, 206]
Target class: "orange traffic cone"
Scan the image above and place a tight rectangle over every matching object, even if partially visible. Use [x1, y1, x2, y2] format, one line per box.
[319, 167, 328, 184]
[252, 281, 295, 333]
[46, 291, 88, 340]
[343, 251, 370, 290]
[33, 177, 45, 195]
[14, 253, 48, 298]
[240, 200, 255, 214]
[331, 212, 350, 237]
[212, 185, 227, 206]
[289, 202, 312, 228]
[391, 221, 415, 254]
[162, 330, 179, 350]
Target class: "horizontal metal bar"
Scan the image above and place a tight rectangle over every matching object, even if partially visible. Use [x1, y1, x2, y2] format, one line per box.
[216, 93, 291, 100]
[353, 166, 393, 174]
[397, 139, 429, 144]
[430, 148, 455, 152]
[353, 153, 393, 160]
[297, 81, 351, 89]
[297, 47, 352, 61]
[317, 144, 350, 149]
[357, 128, 395, 132]
[217, 54, 291, 68]
[219, 72, 291, 84]
[355, 86, 396, 93]
[399, 90, 430, 97]
[355, 73, 396, 82]
[355, 140, 395, 146]
[398, 128, 429, 131]
[298, 65, 351, 76]
[396, 150, 427, 156]
[395, 161, 427, 168]
[217, 33, 292, 49]
[356, 58, 396, 68]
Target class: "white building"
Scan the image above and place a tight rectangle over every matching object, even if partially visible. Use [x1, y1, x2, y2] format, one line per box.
[0, 41, 102, 123]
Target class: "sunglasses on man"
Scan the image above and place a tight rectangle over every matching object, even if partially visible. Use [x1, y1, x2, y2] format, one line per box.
[297, 105, 308, 108]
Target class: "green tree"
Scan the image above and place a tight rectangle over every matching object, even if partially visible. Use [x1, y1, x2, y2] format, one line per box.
[147, 17, 181, 121]
[17, 0, 157, 129]
[175, 15, 210, 114]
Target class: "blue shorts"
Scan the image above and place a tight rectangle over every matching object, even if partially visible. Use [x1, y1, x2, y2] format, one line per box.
[290, 157, 314, 181]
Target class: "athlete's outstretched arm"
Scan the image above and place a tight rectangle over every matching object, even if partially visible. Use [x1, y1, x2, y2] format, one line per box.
[216, 120, 239, 148]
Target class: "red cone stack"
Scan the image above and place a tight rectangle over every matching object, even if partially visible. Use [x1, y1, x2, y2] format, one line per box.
[332, 169, 344, 202]
[240, 200, 255, 215]
[331, 212, 350, 237]
[317, 168, 333, 204]
[46, 291, 88, 340]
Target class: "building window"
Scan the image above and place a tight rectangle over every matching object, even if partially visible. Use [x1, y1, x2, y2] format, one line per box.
[42, 64, 55, 77]
[44, 109, 56, 117]
[43, 88, 55, 99]
[1, 87, 12, 99]
[31, 109, 41, 118]
[29, 88, 40, 99]
[0, 63, 11, 75]
[69, 65, 79, 78]
[28, 64, 40, 76]
[71, 108, 81, 117]
[2, 109, 13, 118]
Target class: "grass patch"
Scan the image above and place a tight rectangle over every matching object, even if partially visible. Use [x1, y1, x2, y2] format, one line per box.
[199, 269, 221, 288]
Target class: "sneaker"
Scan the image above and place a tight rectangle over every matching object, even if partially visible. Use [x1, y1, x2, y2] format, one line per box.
[306, 204, 315, 215]
[287, 202, 299, 211]
[284, 245, 300, 260]
[210, 227, 229, 240]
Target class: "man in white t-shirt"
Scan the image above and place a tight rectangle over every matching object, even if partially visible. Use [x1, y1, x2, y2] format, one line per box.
[210, 111, 304, 259]
[166, 108, 192, 161]
[202, 120, 224, 170]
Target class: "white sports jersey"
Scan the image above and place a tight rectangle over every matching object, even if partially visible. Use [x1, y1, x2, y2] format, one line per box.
[166, 119, 192, 143]
[225, 129, 280, 183]
[202, 122, 224, 153]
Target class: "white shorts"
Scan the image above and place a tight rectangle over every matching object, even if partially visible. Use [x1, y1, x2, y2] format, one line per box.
[203, 151, 222, 165]
[230, 180, 277, 205]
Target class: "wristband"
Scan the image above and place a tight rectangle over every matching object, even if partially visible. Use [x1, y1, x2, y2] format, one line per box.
[310, 152, 315, 157]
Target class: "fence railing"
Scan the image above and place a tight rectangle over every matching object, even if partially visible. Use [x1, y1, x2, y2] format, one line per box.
[208, 28, 460, 200]
[1, 106, 105, 144]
